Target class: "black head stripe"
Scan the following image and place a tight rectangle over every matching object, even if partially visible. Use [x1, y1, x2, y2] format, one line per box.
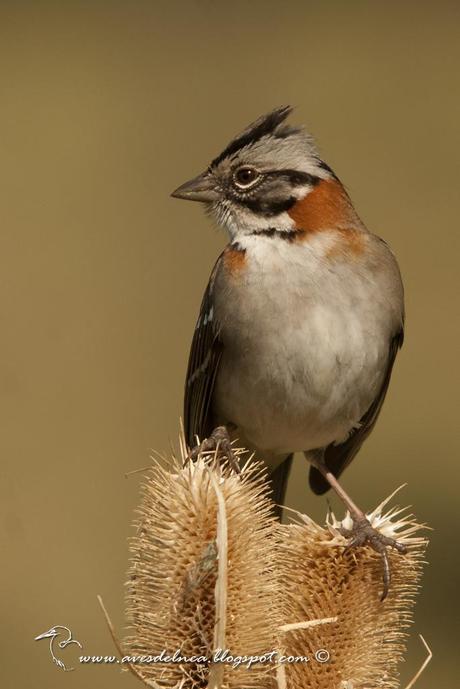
[240, 196, 297, 217]
[267, 169, 320, 187]
[211, 106, 293, 168]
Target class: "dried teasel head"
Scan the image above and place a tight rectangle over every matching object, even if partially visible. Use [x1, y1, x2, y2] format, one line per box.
[277, 487, 428, 689]
[119, 437, 428, 689]
[123, 448, 281, 689]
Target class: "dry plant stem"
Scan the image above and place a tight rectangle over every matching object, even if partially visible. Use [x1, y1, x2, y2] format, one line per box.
[125, 465, 152, 478]
[97, 595, 185, 689]
[208, 470, 228, 689]
[279, 616, 337, 633]
[403, 635, 432, 689]
[276, 662, 287, 689]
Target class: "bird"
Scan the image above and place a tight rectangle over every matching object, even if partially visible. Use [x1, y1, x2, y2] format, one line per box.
[35, 625, 82, 671]
[172, 106, 406, 599]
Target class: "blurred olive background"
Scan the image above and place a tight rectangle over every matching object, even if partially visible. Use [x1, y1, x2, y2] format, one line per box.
[0, 1, 458, 687]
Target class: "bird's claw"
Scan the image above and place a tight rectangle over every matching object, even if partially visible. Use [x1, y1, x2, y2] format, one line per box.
[185, 426, 241, 474]
[340, 516, 407, 601]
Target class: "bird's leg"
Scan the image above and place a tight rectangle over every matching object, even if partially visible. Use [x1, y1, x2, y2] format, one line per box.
[186, 425, 241, 474]
[309, 451, 407, 601]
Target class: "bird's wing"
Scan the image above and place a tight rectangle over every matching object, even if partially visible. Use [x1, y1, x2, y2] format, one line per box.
[184, 255, 223, 449]
[309, 329, 404, 495]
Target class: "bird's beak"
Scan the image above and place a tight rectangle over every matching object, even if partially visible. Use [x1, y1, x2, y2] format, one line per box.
[171, 172, 219, 203]
[35, 630, 54, 640]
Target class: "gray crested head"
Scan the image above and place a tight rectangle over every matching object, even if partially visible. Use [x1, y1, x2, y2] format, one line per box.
[171, 107, 335, 237]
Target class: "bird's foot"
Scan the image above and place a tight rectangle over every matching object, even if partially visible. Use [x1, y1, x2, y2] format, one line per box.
[340, 516, 407, 601]
[185, 426, 241, 474]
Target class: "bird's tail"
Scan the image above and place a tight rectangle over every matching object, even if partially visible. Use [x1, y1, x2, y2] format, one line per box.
[269, 454, 293, 521]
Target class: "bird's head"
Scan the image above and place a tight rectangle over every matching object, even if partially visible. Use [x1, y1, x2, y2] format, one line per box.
[171, 106, 338, 239]
[35, 626, 59, 641]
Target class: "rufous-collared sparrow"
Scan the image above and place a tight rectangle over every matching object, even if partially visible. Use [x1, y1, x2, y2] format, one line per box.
[172, 107, 406, 598]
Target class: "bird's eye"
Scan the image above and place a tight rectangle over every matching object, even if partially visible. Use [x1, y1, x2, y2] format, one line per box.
[233, 166, 261, 189]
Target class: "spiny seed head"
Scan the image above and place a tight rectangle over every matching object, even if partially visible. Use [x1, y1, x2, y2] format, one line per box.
[277, 494, 428, 689]
[124, 449, 281, 689]
[123, 441, 428, 689]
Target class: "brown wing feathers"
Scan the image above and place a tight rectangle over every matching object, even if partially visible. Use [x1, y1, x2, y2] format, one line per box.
[184, 256, 223, 448]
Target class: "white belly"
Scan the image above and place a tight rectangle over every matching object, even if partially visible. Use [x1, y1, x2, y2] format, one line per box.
[213, 232, 403, 455]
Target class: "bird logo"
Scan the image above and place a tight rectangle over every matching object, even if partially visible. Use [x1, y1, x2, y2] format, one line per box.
[35, 625, 82, 671]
